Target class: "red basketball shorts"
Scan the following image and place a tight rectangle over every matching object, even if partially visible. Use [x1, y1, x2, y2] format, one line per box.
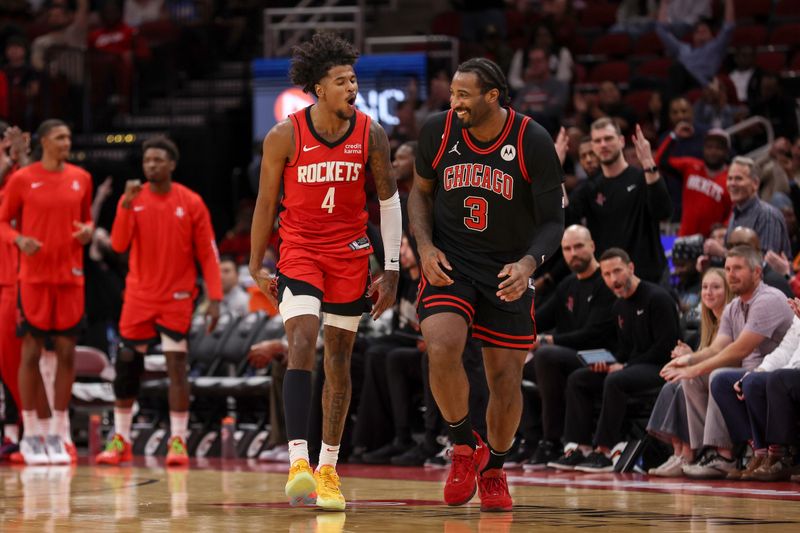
[18, 282, 85, 336]
[119, 294, 194, 344]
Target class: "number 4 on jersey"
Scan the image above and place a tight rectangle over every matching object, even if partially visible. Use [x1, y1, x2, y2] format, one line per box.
[464, 196, 487, 231]
[321, 186, 336, 213]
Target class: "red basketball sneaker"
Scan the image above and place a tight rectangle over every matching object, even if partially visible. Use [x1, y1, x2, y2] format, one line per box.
[165, 436, 190, 467]
[444, 431, 488, 506]
[477, 468, 513, 512]
[65, 441, 78, 464]
[96, 434, 133, 465]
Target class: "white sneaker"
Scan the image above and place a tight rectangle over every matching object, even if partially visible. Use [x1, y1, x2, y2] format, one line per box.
[44, 435, 71, 465]
[648, 455, 686, 477]
[682, 451, 737, 479]
[19, 436, 50, 465]
[258, 444, 289, 462]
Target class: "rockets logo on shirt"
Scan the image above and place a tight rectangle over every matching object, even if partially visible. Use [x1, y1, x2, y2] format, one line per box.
[296, 161, 362, 183]
[686, 174, 725, 201]
[442, 163, 514, 200]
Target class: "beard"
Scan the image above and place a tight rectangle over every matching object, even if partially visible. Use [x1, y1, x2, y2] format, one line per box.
[600, 150, 623, 166]
[569, 256, 591, 274]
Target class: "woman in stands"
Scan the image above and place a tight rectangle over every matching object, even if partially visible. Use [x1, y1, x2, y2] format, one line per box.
[646, 267, 732, 476]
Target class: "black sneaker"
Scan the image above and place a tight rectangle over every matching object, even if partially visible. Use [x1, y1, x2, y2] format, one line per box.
[391, 443, 439, 466]
[362, 439, 411, 464]
[547, 448, 587, 471]
[504, 441, 535, 469]
[523, 440, 563, 471]
[574, 451, 614, 473]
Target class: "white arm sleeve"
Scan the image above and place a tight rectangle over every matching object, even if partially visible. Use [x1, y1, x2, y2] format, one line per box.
[379, 191, 402, 271]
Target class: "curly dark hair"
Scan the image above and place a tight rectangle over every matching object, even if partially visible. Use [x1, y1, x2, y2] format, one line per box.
[143, 135, 179, 162]
[289, 32, 359, 94]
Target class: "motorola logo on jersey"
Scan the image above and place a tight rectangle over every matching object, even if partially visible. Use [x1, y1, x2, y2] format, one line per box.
[297, 161, 363, 183]
[500, 144, 516, 161]
[442, 163, 513, 200]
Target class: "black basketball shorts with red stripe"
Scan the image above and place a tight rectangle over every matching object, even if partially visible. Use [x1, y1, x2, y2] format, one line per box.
[416, 269, 537, 351]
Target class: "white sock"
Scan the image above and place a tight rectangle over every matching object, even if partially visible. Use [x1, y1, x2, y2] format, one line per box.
[4, 424, 19, 443]
[22, 411, 39, 437]
[288, 439, 309, 465]
[169, 411, 189, 441]
[317, 441, 340, 470]
[51, 411, 72, 444]
[38, 417, 51, 438]
[114, 407, 133, 443]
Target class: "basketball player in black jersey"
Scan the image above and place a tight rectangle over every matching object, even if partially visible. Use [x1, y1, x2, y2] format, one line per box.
[408, 57, 564, 511]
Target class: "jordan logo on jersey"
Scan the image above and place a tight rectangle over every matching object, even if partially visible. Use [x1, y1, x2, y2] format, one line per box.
[449, 141, 462, 156]
[297, 161, 362, 183]
[442, 163, 513, 200]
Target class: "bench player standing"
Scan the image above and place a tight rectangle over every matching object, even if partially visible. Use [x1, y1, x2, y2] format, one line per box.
[408, 58, 564, 511]
[96, 136, 222, 467]
[0, 119, 94, 465]
[249, 32, 401, 510]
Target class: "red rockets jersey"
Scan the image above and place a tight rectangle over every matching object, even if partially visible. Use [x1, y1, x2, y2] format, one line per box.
[0, 179, 19, 286]
[111, 182, 223, 303]
[669, 156, 731, 237]
[0, 162, 92, 285]
[280, 106, 372, 256]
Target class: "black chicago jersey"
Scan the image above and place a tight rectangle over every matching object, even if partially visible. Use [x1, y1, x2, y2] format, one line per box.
[415, 108, 563, 287]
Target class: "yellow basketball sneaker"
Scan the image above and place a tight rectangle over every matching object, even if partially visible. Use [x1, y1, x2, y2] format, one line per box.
[285, 459, 317, 506]
[314, 465, 346, 511]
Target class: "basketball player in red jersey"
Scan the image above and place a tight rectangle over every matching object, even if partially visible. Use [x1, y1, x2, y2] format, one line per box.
[0, 123, 29, 457]
[96, 136, 222, 468]
[0, 119, 94, 465]
[409, 58, 564, 511]
[249, 33, 401, 510]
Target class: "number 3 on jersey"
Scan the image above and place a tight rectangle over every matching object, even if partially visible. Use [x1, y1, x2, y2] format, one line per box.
[321, 186, 336, 213]
[463, 196, 487, 231]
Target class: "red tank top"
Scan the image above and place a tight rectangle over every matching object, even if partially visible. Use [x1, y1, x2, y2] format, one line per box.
[280, 106, 372, 257]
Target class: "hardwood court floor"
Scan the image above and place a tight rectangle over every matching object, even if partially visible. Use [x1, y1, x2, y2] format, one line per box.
[2, 458, 800, 532]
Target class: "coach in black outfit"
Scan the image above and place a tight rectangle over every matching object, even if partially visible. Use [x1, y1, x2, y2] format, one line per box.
[568, 118, 673, 283]
[522, 224, 617, 469]
[549, 248, 679, 473]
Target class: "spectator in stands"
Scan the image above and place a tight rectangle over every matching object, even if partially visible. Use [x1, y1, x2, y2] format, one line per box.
[611, 0, 657, 36]
[655, 127, 731, 237]
[663, 0, 711, 31]
[351, 234, 422, 461]
[704, 157, 792, 260]
[661, 245, 793, 479]
[540, 0, 576, 51]
[476, 24, 513, 78]
[647, 267, 731, 477]
[568, 118, 672, 283]
[757, 137, 793, 206]
[124, 0, 167, 28]
[750, 73, 800, 142]
[387, 100, 417, 153]
[656, 0, 734, 100]
[711, 299, 800, 481]
[522, 225, 617, 470]
[576, 135, 600, 181]
[414, 70, 450, 128]
[701, 226, 793, 297]
[693, 77, 736, 130]
[2, 36, 41, 131]
[453, 0, 507, 43]
[218, 199, 254, 265]
[671, 236, 703, 318]
[508, 24, 573, 90]
[219, 255, 249, 316]
[88, 0, 135, 114]
[728, 46, 762, 109]
[548, 248, 678, 472]
[573, 82, 638, 138]
[30, 0, 89, 86]
[511, 47, 568, 134]
[392, 140, 415, 235]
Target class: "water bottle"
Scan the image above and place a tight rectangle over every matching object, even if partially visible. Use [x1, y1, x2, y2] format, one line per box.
[89, 414, 101, 459]
[221, 416, 236, 459]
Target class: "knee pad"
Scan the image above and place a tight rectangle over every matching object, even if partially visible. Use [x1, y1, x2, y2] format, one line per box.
[113, 345, 145, 400]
